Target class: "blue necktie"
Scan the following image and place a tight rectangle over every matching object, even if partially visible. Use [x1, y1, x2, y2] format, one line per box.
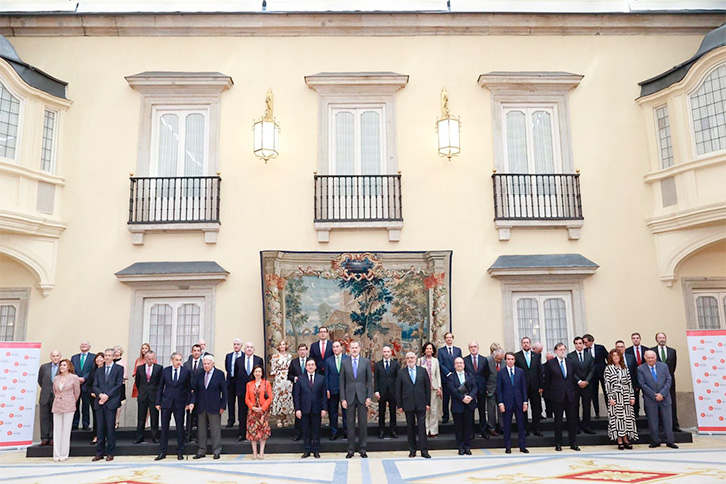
[510, 368, 515, 385]
[105, 365, 110, 379]
[409, 367, 415, 384]
[650, 366, 657, 382]
[353, 358, 358, 379]
[525, 352, 530, 368]
[560, 359, 566, 378]
[173, 368, 178, 382]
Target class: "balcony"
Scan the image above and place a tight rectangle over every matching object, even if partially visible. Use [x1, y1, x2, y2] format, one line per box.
[313, 174, 403, 242]
[127, 175, 221, 245]
[492, 173, 584, 241]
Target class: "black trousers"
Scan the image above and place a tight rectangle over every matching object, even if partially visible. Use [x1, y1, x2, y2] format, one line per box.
[159, 406, 186, 454]
[473, 391, 487, 435]
[136, 395, 160, 440]
[575, 384, 592, 430]
[328, 392, 347, 435]
[95, 406, 117, 456]
[237, 393, 248, 437]
[590, 371, 606, 416]
[405, 409, 427, 452]
[502, 403, 526, 450]
[552, 397, 578, 446]
[226, 378, 238, 426]
[378, 391, 396, 431]
[452, 408, 474, 451]
[526, 386, 542, 431]
[39, 399, 53, 440]
[73, 390, 91, 429]
[670, 377, 680, 429]
[442, 385, 451, 420]
[301, 412, 322, 452]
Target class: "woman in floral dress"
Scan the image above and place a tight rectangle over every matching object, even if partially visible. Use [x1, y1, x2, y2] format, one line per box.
[245, 365, 273, 459]
[604, 348, 638, 449]
[270, 340, 294, 427]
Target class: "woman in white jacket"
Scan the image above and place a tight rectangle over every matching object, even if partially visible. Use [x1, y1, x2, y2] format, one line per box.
[418, 342, 443, 437]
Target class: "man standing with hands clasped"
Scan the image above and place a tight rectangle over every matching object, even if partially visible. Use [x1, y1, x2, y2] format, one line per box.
[294, 359, 328, 458]
[638, 350, 678, 449]
[190, 355, 227, 459]
[155, 352, 191, 461]
[497, 352, 529, 454]
[340, 341, 374, 458]
[396, 352, 431, 458]
[374, 345, 400, 439]
[543, 343, 580, 452]
[92, 348, 124, 462]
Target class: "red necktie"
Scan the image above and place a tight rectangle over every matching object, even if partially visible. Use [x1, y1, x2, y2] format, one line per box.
[473, 357, 478, 372]
[496, 362, 500, 371]
[636, 347, 642, 365]
[322, 341, 326, 357]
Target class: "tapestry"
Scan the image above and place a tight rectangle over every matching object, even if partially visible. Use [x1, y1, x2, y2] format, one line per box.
[260, 251, 452, 362]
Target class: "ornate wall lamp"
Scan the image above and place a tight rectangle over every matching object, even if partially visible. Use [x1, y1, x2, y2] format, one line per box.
[436, 88, 461, 160]
[253, 89, 280, 163]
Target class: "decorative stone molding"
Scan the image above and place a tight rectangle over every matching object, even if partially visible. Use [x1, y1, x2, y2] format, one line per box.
[0, 236, 59, 296]
[494, 219, 584, 241]
[656, 226, 725, 287]
[128, 222, 220, 245]
[314, 221, 403, 243]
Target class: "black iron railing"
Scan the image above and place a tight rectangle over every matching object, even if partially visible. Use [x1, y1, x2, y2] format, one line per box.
[314, 174, 403, 222]
[128, 176, 221, 224]
[493, 173, 582, 220]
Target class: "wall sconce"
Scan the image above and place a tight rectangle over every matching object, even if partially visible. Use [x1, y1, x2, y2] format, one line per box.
[436, 88, 460, 160]
[253, 89, 280, 163]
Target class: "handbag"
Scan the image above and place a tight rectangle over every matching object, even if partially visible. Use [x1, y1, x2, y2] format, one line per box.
[457, 381, 469, 395]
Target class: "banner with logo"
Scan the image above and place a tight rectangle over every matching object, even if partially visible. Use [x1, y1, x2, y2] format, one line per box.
[686, 330, 726, 434]
[0, 342, 42, 447]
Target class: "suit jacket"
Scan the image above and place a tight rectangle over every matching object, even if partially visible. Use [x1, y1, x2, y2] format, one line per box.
[294, 372, 328, 414]
[224, 351, 243, 381]
[437, 345, 462, 378]
[417, 356, 442, 391]
[625, 345, 650, 387]
[637, 362, 672, 406]
[396, 365, 430, 412]
[324, 354, 349, 395]
[463, 354, 490, 395]
[485, 356, 502, 395]
[92, 363, 124, 410]
[655, 345, 677, 376]
[496, 365, 527, 408]
[37, 362, 57, 405]
[156, 365, 192, 410]
[287, 356, 309, 385]
[134, 363, 163, 401]
[543, 358, 577, 403]
[567, 350, 595, 384]
[309, 340, 334, 374]
[51, 374, 81, 413]
[183, 358, 205, 378]
[339, 356, 374, 404]
[70, 352, 95, 392]
[446, 371, 478, 412]
[186, 352, 213, 366]
[235, 355, 265, 396]
[514, 350, 543, 391]
[374, 359, 400, 397]
[191, 368, 228, 414]
[586, 344, 608, 376]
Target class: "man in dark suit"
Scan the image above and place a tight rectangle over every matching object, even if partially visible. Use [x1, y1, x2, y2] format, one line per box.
[92, 348, 124, 461]
[625, 332, 649, 418]
[155, 352, 192, 460]
[183, 343, 205, 438]
[543, 343, 580, 452]
[190, 355, 227, 459]
[438, 332, 462, 423]
[309, 326, 334, 374]
[224, 339, 243, 428]
[582, 334, 608, 419]
[464, 341, 490, 439]
[339, 340, 374, 458]
[485, 349, 504, 435]
[71, 341, 94, 430]
[324, 341, 348, 440]
[187, 340, 213, 362]
[294, 359, 328, 458]
[234, 341, 264, 442]
[134, 350, 163, 444]
[514, 337, 543, 436]
[374, 345, 399, 439]
[568, 336, 595, 434]
[655, 332, 680, 432]
[288, 343, 309, 441]
[497, 351, 529, 453]
[447, 356, 478, 455]
[396, 351, 431, 458]
[638, 350, 678, 449]
[37, 349, 61, 446]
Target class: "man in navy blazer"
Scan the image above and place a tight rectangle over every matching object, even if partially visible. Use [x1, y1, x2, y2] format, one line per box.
[190, 355, 227, 459]
[324, 341, 348, 440]
[224, 339, 243, 428]
[92, 348, 124, 461]
[638, 350, 677, 449]
[155, 352, 192, 460]
[294, 359, 328, 458]
[543, 343, 580, 452]
[497, 352, 529, 453]
[447, 357, 477, 455]
[464, 341, 490, 439]
[134, 350, 163, 444]
[583, 334, 608, 419]
[309, 326, 334, 374]
[438, 331, 462, 423]
[288, 343, 310, 441]
[71, 340, 95, 430]
[234, 341, 264, 441]
[396, 352, 431, 458]
[625, 332, 650, 418]
[568, 336, 596, 434]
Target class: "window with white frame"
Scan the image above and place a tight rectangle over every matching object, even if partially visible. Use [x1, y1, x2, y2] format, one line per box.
[151, 107, 209, 178]
[330, 106, 386, 176]
[694, 291, 726, 329]
[0, 303, 16, 341]
[655, 105, 674, 169]
[513, 292, 574, 352]
[0, 80, 21, 160]
[690, 63, 726, 156]
[40, 109, 57, 173]
[503, 105, 562, 174]
[143, 297, 204, 365]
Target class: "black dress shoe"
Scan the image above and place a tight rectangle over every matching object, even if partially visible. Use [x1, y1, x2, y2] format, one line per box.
[666, 443, 679, 449]
[293, 435, 301, 441]
[555, 445, 562, 451]
[193, 453, 205, 459]
[314, 452, 320, 458]
[360, 451, 368, 458]
[533, 430, 543, 436]
[225, 422, 234, 428]
[378, 431, 385, 439]
[302, 452, 311, 458]
[40, 440, 49, 447]
[391, 432, 398, 439]
[134, 438, 144, 444]
[571, 445, 581, 451]
[421, 451, 431, 458]
[330, 434, 337, 440]
[177, 453, 184, 460]
[153, 438, 160, 443]
[442, 417, 449, 424]
[488, 429, 498, 437]
[673, 427, 682, 432]
[155, 453, 166, 461]
[520, 448, 529, 453]
[649, 443, 661, 448]
[458, 449, 465, 455]
[346, 451, 355, 459]
[235, 436, 244, 442]
[89, 439, 97, 445]
[82, 426, 90, 431]
[409, 451, 416, 458]
[583, 429, 596, 435]
[505, 448, 511, 454]
[464, 449, 472, 455]
[526, 430, 531, 436]
[213, 453, 220, 459]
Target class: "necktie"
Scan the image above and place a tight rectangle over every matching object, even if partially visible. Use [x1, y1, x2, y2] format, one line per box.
[321, 341, 326, 356]
[247, 357, 252, 375]
[459, 372, 465, 385]
[309, 373, 314, 388]
[636, 347, 642, 365]
[579, 352, 583, 364]
[336, 355, 341, 372]
[205, 371, 211, 389]
[510, 368, 515, 385]
[409, 367, 415, 383]
[560, 359, 566, 378]
[385, 360, 389, 372]
[525, 352, 530, 368]
[496, 362, 500, 372]
[80, 353, 86, 369]
[173, 368, 178, 382]
[650, 366, 657, 382]
[232, 352, 238, 377]
[52, 364, 58, 380]
[448, 347, 453, 358]
[661, 347, 667, 363]
[353, 358, 358, 379]
[105, 365, 110, 378]
[473, 356, 478, 372]
[193, 359, 198, 371]
[147, 365, 152, 382]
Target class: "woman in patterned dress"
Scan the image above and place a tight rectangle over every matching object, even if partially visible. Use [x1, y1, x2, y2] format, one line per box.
[270, 340, 294, 427]
[418, 342, 443, 437]
[246, 365, 273, 459]
[604, 348, 638, 449]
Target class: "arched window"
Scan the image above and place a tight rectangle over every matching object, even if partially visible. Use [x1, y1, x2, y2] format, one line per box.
[690, 63, 726, 156]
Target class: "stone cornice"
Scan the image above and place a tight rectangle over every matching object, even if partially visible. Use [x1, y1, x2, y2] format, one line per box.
[478, 72, 584, 92]
[0, 12, 723, 37]
[646, 201, 726, 234]
[125, 72, 233, 95]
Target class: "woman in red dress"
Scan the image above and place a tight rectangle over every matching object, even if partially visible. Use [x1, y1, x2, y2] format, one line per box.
[245, 365, 273, 459]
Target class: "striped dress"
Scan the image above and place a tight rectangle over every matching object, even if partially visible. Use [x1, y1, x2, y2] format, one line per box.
[604, 364, 639, 441]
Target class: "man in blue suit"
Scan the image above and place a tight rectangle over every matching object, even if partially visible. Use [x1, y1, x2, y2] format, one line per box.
[497, 351, 529, 453]
[155, 352, 192, 461]
[71, 340, 94, 430]
[92, 348, 124, 461]
[638, 350, 678, 449]
[324, 341, 348, 440]
[543, 343, 580, 452]
[190, 355, 227, 459]
[438, 332, 462, 423]
[309, 326, 334, 374]
[446, 357, 477, 455]
[294, 359, 328, 458]
[396, 351, 431, 458]
[464, 341, 490, 439]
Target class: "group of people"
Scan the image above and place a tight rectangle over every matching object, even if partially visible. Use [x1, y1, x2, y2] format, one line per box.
[36, 327, 681, 461]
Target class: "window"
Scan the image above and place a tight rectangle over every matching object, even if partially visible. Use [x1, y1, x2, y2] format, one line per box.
[655, 105, 674, 168]
[144, 298, 203, 364]
[0, 303, 16, 341]
[330, 106, 385, 175]
[151, 107, 209, 178]
[503, 106, 561, 174]
[0, 80, 20, 160]
[40, 109, 57, 173]
[0, 289, 29, 341]
[694, 292, 726, 329]
[690, 63, 726, 156]
[514, 293, 573, 352]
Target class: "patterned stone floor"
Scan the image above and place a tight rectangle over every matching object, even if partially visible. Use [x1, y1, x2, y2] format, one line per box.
[1, 434, 725, 484]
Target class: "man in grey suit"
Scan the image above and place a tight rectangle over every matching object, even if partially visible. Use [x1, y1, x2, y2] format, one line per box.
[485, 349, 504, 436]
[637, 350, 678, 449]
[339, 341, 373, 458]
[37, 349, 61, 446]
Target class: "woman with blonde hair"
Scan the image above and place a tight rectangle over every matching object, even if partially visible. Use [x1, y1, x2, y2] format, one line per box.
[269, 340, 294, 427]
[52, 359, 81, 461]
[418, 342, 442, 437]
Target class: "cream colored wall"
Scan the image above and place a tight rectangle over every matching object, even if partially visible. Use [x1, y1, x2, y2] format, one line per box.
[2, 34, 722, 402]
